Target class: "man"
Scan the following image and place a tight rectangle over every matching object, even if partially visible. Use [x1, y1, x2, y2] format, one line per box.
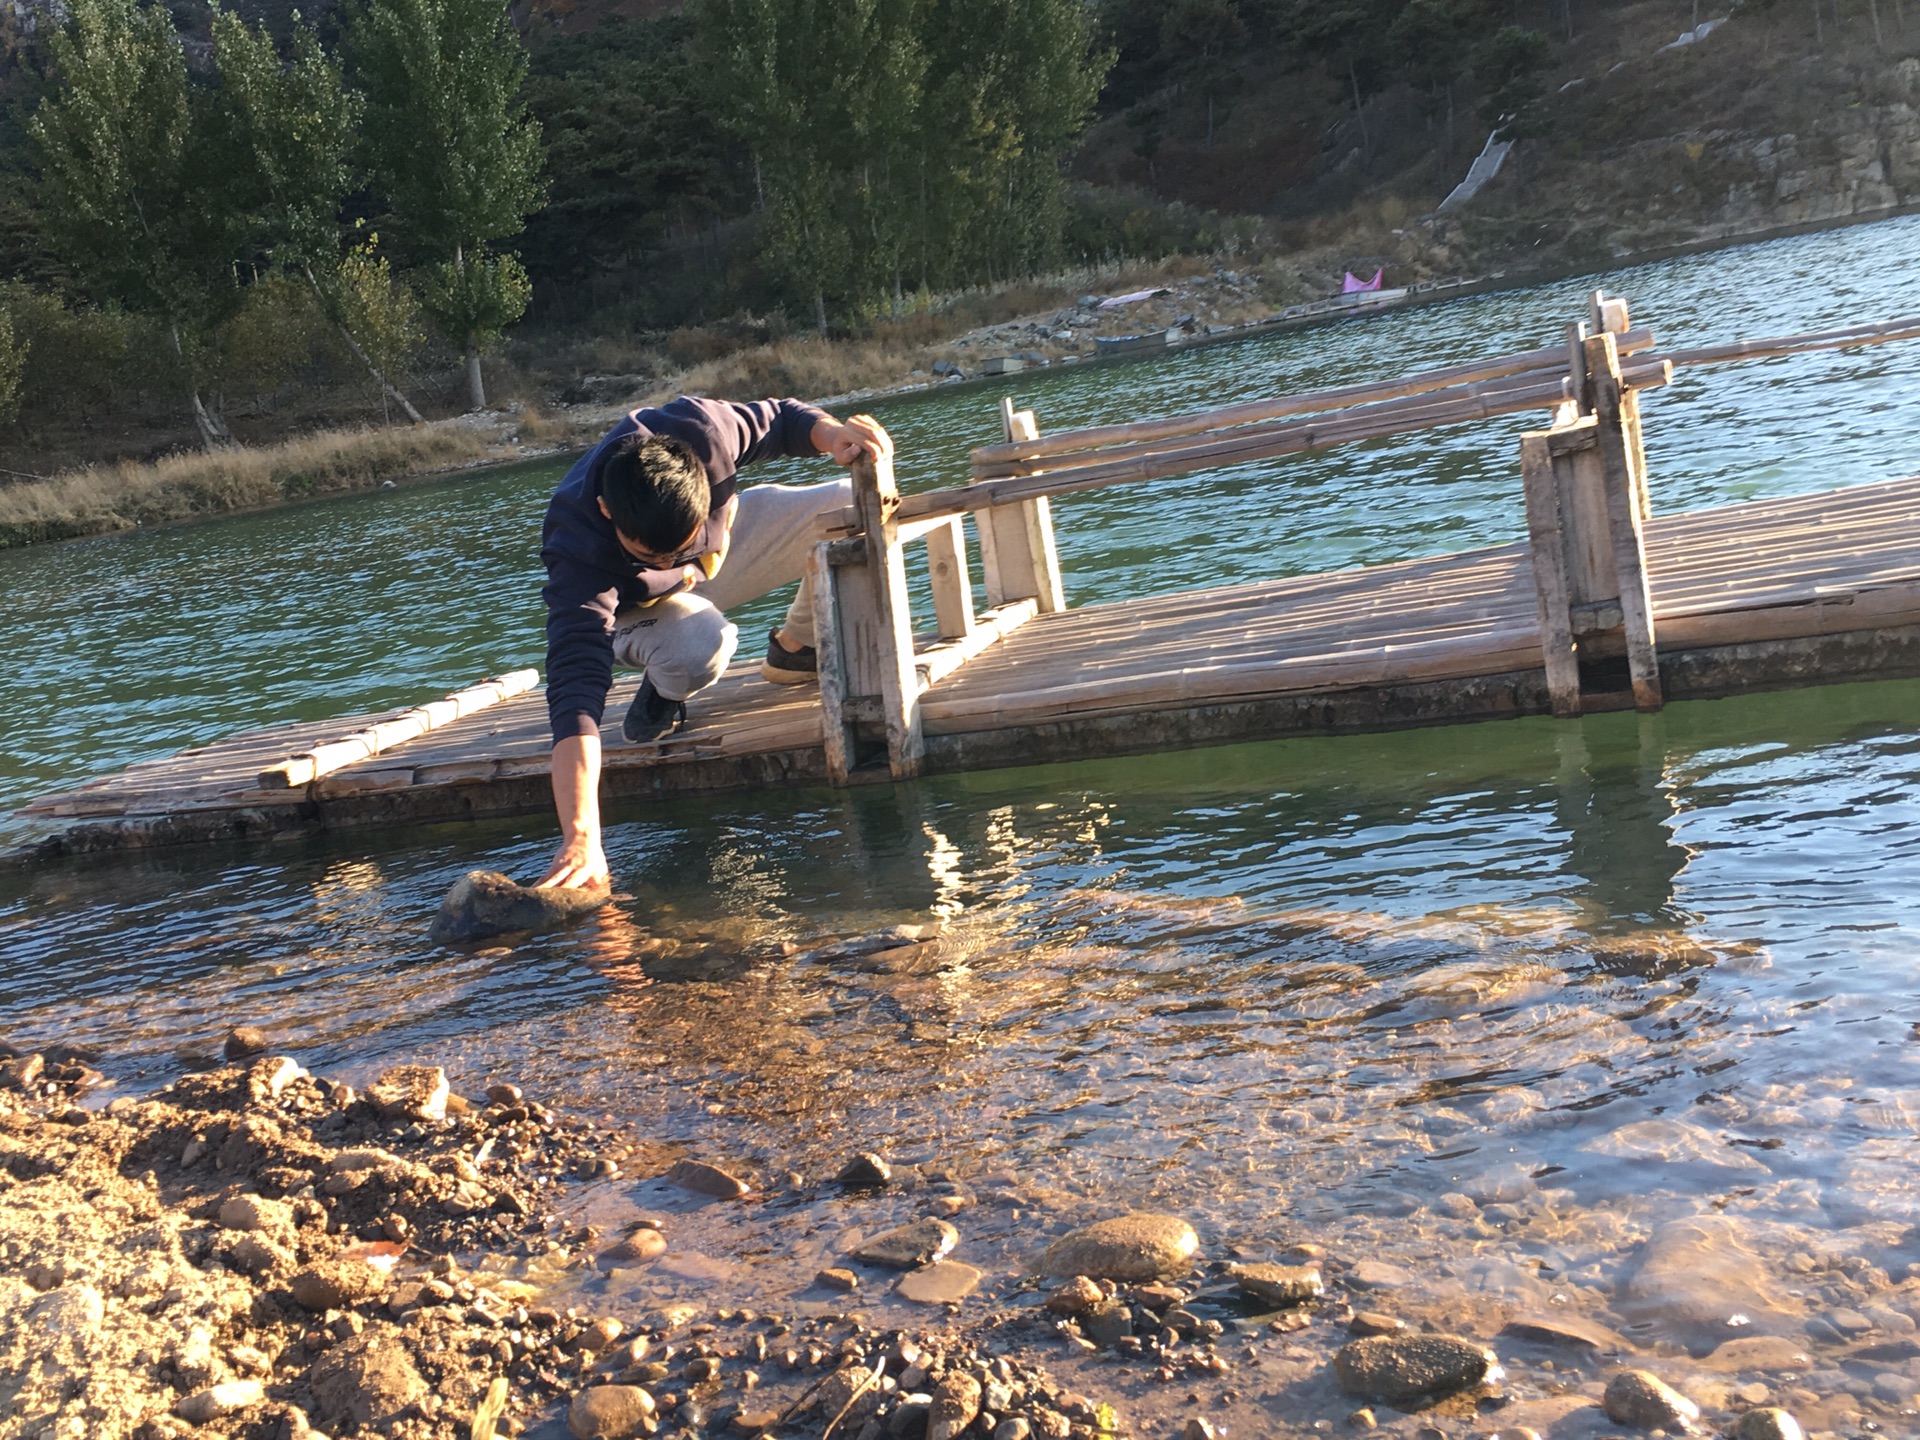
[537, 395, 892, 891]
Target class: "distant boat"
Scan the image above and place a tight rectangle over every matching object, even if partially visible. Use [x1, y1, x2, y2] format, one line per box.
[1094, 329, 1180, 356]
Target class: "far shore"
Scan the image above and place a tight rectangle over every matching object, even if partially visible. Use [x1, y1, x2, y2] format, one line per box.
[4, 203, 1912, 555]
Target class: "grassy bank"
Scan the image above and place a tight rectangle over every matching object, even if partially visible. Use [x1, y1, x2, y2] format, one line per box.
[0, 424, 502, 549]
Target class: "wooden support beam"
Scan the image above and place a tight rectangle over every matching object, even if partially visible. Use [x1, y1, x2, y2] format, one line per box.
[1520, 431, 1583, 717]
[257, 670, 539, 788]
[815, 451, 925, 783]
[1584, 329, 1662, 711]
[977, 404, 1066, 613]
[924, 516, 976, 641]
[806, 541, 853, 786]
[914, 599, 1037, 690]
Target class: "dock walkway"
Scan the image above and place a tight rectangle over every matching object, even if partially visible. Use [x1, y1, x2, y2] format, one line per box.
[19, 291, 1920, 854]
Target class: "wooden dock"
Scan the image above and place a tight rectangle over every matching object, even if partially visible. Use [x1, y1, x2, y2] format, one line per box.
[17, 291, 1920, 856]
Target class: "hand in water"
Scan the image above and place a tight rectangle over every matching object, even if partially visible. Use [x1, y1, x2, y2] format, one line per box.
[538, 833, 609, 891]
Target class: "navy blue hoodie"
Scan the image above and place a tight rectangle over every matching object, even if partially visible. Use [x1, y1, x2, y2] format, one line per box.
[541, 396, 828, 746]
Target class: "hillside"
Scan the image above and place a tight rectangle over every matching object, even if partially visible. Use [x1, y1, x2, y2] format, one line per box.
[0, 0, 1916, 484]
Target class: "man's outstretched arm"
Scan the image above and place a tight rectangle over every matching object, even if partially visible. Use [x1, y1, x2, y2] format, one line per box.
[540, 733, 609, 889]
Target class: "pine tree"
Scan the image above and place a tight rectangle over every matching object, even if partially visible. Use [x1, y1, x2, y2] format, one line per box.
[30, 0, 246, 447]
[347, 0, 546, 410]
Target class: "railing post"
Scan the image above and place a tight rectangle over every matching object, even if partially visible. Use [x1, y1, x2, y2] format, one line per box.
[811, 451, 924, 784]
[1521, 304, 1663, 718]
[978, 398, 1066, 613]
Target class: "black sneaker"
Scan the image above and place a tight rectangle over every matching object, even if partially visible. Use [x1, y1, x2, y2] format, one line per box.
[760, 628, 818, 685]
[622, 675, 686, 742]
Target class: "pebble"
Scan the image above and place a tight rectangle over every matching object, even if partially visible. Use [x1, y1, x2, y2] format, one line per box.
[366, 1064, 450, 1122]
[815, 1365, 881, 1423]
[1037, 1214, 1199, 1280]
[310, 1335, 428, 1430]
[733, 1410, 783, 1433]
[927, 1372, 982, 1440]
[1346, 1410, 1376, 1431]
[667, 1159, 751, 1199]
[1181, 1421, 1216, 1440]
[896, 1260, 983, 1305]
[174, 1380, 266, 1423]
[485, 1082, 524, 1105]
[290, 1258, 390, 1311]
[576, 1317, 625, 1352]
[429, 869, 608, 943]
[1734, 1408, 1806, 1440]
[1080, 1300, 1133, 1348]
[1333, 1334, 1499, 1404]
[599, 1229, 668, 1268]
[1228, 1262, 1323, 1306]
[0, 1052, 44, 1089]
[1043, 1277, 1103, 1316]
[993, 1420, 1030, 1440]
[839, 1153, 894, 1187]
[223, 1026, 270, 1060]
[1602, 1369, 1700, 1431]
[816, 1267, 861, 1292]
[854, 1218, 959, 1268]
[1347, 1313, 1405, 1337]
[569, 1385, 658, 1439]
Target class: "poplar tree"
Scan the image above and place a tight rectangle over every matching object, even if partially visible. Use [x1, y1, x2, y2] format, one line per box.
[31, 0, 244, 447]
[346, 0, 546, 410]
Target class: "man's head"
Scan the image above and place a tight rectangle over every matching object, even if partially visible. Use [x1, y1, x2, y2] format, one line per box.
[597, 433, 709, 563]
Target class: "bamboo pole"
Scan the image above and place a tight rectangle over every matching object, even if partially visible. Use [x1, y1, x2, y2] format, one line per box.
[257, 670, 540, 789]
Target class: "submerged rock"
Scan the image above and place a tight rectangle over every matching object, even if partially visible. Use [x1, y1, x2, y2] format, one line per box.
[1735, 1408, 1806, 1440]
[1333, 1334, 1499, 1405]
[666, 1159, 750, 1199]
[1229, 1262, 1323, 1306]
[1038, 1214, 1198, 1280]
[1617, 1215, 1786, 1355]
[897, 1260, 982, 1305]
[1602, 1370, 1699, 1431]
[1499, 1313, 1627, 1352]
[430, 869, 610, 944]
[855, 1218, 959, 1268]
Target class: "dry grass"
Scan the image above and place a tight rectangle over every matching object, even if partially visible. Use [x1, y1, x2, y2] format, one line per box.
[0, 424, 499, 548]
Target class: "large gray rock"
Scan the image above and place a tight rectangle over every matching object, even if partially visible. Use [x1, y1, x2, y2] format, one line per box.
[1038, 1214, 1198, 1280]
[430, 870, 609, 943]
[1333, 1334, 1499, 1405]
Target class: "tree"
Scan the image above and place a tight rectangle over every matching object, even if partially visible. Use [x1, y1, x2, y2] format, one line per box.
[206, 9, 426, 421]
[1387, 0, 1495, 158]
[0, 303, 25, 427]
[347, 0, 546, 409]
[1159, 0, 1246, 148]
[334, 238, 427, 425]
[30, 0, 248, 447]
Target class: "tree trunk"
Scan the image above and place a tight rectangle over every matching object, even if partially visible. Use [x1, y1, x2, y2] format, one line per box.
[302, 265, 424, 424]
[169, 323, 228, 449]
[815, 290, 828, 337]
[465, 346, 486, 412]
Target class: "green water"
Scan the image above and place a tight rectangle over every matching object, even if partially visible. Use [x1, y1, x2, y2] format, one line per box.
[5, 218, 1920, 1435]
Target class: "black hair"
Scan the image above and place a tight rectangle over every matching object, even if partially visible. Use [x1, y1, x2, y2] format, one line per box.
[600, 434, 710, 553]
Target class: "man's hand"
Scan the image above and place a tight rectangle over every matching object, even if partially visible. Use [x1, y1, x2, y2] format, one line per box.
[539, 733, 610, 890]
[539, 831, 609, 890]
[813, 413, 893, 467]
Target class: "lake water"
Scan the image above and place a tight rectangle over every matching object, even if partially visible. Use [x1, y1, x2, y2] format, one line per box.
[6, 218, 1920, 1437]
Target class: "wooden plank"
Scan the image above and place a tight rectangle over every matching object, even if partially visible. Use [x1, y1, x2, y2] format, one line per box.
[1586, 330, 1663, 711]
[856, 450, 925, 780]
[968, 330, 1654, 469]
[924, 517, 976, 641]
[915, 600, 1038, 689]
[257, 669, 539, 788]
[1520, 430, 1582, 717]
[807, 540, 853, 786]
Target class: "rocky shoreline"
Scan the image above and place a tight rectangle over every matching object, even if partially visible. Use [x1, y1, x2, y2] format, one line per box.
[0, 1030, 1852, 1440]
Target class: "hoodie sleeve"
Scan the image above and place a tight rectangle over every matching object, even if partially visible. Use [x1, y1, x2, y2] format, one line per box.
[542, 553, 621, 745]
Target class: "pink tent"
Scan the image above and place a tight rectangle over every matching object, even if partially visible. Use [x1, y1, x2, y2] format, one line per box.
[1342, 269, 1384, 293]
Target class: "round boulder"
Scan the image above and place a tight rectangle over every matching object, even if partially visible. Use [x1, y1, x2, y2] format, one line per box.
[569, 1385, 657, 1439]
[1038, 1214, 1199, 1280]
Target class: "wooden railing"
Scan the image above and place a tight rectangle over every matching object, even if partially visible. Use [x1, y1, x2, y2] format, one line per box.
[806, 291, 1920, 783]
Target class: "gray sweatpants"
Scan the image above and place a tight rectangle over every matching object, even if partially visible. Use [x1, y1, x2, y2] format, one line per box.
[610, 477, 851, 702]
